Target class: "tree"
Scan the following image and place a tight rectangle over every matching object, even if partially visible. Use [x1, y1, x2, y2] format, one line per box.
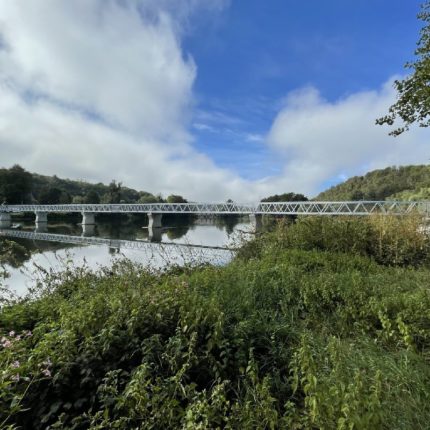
[0, 165, 32, 204]
[103, 180, 122, 204]
[83, 190, 100, 204]
[261, 192, 308, 202]
[39, 187, 63, 204]
[138, 194, 162, 204]
[166, 194, 187, 204]
[376, 1, 430, 135]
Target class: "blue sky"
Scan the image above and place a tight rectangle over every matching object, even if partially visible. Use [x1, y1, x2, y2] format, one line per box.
[186, 0, 423, 179]
[0, 0, 428, 200]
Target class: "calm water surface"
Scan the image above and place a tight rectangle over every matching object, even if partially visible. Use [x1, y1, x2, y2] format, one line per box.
[0, 216, 252, 296]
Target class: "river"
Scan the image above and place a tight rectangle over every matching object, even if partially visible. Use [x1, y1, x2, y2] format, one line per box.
[0, 215, 253, 297]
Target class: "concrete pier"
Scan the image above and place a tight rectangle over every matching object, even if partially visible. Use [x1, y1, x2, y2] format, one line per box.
[249, 214, 263, 232]
[148, 212, 163, 228]
[35, 223, 48, 233]
[82, 224, 96, 237]
[82, 212, 96, 225]
[148, 227, 162, 242]
[0, 213, 11, 228]
[35, 212, 48, 224]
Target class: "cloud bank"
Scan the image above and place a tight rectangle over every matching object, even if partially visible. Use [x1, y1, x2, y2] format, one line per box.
[267, 81, 429, 194]
[0, 0, 427, 201]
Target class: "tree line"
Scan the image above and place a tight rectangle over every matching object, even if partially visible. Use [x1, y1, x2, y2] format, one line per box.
[0, 165, 188, 205]
[316, 165, 430, 201]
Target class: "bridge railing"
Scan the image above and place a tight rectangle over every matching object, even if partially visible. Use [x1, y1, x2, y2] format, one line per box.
[0, 201, 429, 216]
[0, 203, 256, 214]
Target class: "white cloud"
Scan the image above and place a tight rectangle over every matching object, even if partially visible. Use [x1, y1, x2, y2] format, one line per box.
[267, 80, 430, 195]
[0, 82, 259, 201]
[0, 1, 427, 202]
[0, 0, 253, 201]
[0, 0, 197, 143]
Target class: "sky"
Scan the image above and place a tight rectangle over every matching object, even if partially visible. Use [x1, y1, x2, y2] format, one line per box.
[0, 0, 427, 201]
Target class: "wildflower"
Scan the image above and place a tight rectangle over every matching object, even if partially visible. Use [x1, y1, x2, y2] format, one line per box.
[42, 369, 51, 377]
[11, 374, 20, 382]
[1, 337, 12, 348]
[11, 360, 20, 368]
[42, 358, 52, 367]
[9, 331, 15, 337]
[23, 330, 32, 337]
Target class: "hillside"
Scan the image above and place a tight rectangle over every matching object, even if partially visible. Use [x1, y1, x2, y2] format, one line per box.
[0, 165, 187, 205]
[316, 165, 430, 201]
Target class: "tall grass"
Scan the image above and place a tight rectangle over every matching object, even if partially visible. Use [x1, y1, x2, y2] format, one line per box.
[238, 214, 430, 267]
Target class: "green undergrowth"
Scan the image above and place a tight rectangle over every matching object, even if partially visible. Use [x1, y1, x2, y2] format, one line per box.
[1, 216, 430, 429]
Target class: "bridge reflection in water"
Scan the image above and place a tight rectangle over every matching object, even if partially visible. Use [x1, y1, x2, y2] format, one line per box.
[0, 228, 233, 258]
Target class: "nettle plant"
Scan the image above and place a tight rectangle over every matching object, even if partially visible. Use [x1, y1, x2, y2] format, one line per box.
[0, 329, 53, 429]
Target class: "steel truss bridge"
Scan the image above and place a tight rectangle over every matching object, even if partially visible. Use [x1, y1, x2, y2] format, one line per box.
[1, 201, 429, 216]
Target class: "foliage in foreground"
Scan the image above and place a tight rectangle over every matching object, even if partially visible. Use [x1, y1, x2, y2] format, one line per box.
[0, 216, 430, 428]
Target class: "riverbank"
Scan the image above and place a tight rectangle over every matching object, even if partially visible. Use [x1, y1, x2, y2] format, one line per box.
[1, 215, 430, 429]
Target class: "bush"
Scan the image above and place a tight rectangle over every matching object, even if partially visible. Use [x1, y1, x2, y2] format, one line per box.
[238, 214, 430, 267]
[1, 217, 430, 428]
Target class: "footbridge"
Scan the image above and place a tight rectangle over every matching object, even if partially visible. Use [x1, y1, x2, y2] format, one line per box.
[0, 201, 428, 230]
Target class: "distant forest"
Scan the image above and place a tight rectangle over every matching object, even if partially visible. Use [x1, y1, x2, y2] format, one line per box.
[0, 165, 187, 205]
[316, 165, 430, 201]
[2, 164, 430, 205]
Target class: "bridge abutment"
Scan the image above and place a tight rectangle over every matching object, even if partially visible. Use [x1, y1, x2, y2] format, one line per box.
[148, 212, 163, 228]
[0, 213, 11, 228]
[82, 212, 96, 225]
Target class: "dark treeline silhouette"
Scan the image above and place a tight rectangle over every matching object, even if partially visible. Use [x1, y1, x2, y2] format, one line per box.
[0, 165, 187, 205]
[261, 192, 308, 202]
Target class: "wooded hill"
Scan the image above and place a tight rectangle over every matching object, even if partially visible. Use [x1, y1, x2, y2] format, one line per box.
[3, 164, 430, 205]
[0, 165, 187, 204]
[316, 165, 430, 201]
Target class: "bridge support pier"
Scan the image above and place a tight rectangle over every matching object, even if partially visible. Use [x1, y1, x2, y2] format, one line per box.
[148, 227, 162, 242]
[0, 213, 11, 228]
[249, 214, 263, 232]
[82, 212, 96, 225]
[82, 224, 96, 237]
[35, 223, 48, 233]
[148, 212, 163, 229]
[35, 211, 48, 224]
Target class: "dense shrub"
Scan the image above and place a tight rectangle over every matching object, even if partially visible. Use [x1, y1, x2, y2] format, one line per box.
[1, 217, 430, 428]
[238, 214, 430, 267]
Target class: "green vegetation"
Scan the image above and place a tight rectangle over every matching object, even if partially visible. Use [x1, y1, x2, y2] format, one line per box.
[3, 163, 430, 206]
[0, 165, 187, 205]
[261, 193, 308, 202]
[316, 165, 430, 201]
[377, 1, 430, 136]
[1, 215, 430, 429]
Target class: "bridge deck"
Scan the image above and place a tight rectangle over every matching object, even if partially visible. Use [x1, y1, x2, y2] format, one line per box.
[0, 201, 428, 216]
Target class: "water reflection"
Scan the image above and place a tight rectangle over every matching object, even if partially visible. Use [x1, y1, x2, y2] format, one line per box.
[0, 216, 251, 296]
